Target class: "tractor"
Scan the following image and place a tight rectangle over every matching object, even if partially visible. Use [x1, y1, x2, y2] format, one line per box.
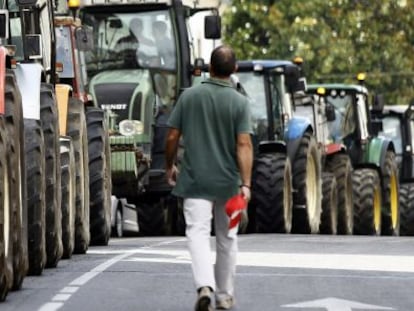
[54, 1, 113, 245]
[0, 0, 100, 299]
[228, 60, 322, 234]
[77, 0, 221, 236]
[0, 11, 28, 300]
[307, 75, 400, 236]
[370, 102, 414, 235]
[294, 86, 354, 235]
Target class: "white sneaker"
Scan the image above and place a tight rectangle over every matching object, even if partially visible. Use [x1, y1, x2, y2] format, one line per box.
[216, 297, 235, 310]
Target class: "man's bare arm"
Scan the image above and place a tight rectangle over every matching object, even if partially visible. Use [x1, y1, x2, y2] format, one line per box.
[165, 127, 181, 169]
[236, 133, 253, 187]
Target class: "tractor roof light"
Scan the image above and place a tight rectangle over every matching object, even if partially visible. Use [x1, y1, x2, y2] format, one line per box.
[293, 56, 303, 66]
[357, 72, 366, 82]
[316, 87, 326, 95]
[68, 0, 80, 9]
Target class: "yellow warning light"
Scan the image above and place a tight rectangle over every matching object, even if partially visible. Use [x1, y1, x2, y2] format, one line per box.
[68, 0, 80, 9]
[316, 87, 326, 95]
[357, 72, 366, 81]
[293, 56, 303, 65]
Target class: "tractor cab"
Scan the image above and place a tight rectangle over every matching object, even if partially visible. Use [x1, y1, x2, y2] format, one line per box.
[234, 60, 304, 151]
[372, 104, 414, 182]
[307, 84, 372, 165]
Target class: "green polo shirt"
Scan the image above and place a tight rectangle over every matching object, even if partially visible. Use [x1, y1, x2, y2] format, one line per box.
[167, 77, 252, 201]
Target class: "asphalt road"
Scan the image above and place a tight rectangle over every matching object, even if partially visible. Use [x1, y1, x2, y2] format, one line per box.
[2, 234, 414, 311]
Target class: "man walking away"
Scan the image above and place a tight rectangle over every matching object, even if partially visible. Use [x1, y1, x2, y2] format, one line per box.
[165, 45, 253, 311]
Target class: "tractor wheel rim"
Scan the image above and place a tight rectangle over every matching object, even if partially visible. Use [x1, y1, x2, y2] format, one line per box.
[284, 166, 292, 232]
[390, 171, 399, 229]
[306, 153, 317, 226]
[4, 164, 9, 256]
[374, 182, 381, 233]
[116, 210, 122, 236]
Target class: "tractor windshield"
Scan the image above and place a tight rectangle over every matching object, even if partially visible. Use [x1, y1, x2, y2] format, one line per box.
[82, 10, 176, 74]
[380, 116, 403, 155]
[325, 94, 356, 142]
[235, 72, 267, 140]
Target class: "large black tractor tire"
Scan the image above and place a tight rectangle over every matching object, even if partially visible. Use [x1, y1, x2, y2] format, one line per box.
[86, 107, 111, 246]
[381, 151, 400, 236]
[248, 153, 292, 233]
[5, 71, 28, 290]
[325, 154, 353, 234]
[66, 98, 90, 254]
[352, 168, 382, 235]
[0, 116, 13, 301]
[291, 133, 322, 234]
[40, 83, 63, 268]
[24, 120, 46, 276]
[135, 196, 166, 236]
[60, 137, 76, 259]
[319, 172, 338, 235]
[399, 183, 414, 236]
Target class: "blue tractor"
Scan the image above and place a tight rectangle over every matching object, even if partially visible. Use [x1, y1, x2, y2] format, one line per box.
[232, 61, 322, 234]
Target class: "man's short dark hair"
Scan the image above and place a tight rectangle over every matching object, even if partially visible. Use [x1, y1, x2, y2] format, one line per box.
[210, 45, 236, 77]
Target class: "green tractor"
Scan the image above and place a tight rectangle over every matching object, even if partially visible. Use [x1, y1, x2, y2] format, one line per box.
[370, 103, 414, 235]
[307, 76, 400, 236]
[78, 0, 221, 236]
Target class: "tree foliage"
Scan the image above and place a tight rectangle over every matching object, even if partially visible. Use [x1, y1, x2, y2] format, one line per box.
[223, 0, 414, 104]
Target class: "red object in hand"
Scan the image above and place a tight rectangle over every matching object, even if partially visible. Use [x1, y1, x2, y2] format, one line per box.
[225, 194, 247, 229]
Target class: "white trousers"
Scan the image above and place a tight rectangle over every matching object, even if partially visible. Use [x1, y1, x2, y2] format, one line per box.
[183, 198, 238, 301]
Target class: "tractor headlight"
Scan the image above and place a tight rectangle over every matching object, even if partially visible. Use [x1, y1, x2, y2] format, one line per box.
[119, 120, 144, 136]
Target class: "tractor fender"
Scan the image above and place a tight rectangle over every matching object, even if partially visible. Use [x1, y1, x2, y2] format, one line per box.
[284, 117, 313, 141]
[325, 142, 347, 156]
[257, 140, 287, 154]
[285, 117, 313, 162]
[55, 84, 72, 136]
[365, 136, 395, 172]
[14, 63, 42, 120]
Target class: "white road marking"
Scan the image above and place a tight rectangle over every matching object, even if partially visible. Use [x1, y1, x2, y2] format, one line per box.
[52, 294, 71, 301]
[60, 286, 79, 294]
[282, 297, 394, 310]
[116, 249, 414, 273]
[37, 239, 184, 311]
[38, 302, 64, 311]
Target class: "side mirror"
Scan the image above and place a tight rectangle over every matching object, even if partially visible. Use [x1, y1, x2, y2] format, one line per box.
[205, 15, 221, 39]
[325, 103, 336, 122]
[75, 26, 94, 51]
[371, 119, 383, 136]
[372, 94, 384, 113]
[192, 57, 205, 76]
[0, 10, 9, 39]
[284, 65, 303, 93]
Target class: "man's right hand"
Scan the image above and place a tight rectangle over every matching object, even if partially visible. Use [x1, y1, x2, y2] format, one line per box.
[240, 185, 251, 202]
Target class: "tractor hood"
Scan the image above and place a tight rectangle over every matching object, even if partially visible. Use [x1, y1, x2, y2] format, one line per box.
[89, 69, 155, 142]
